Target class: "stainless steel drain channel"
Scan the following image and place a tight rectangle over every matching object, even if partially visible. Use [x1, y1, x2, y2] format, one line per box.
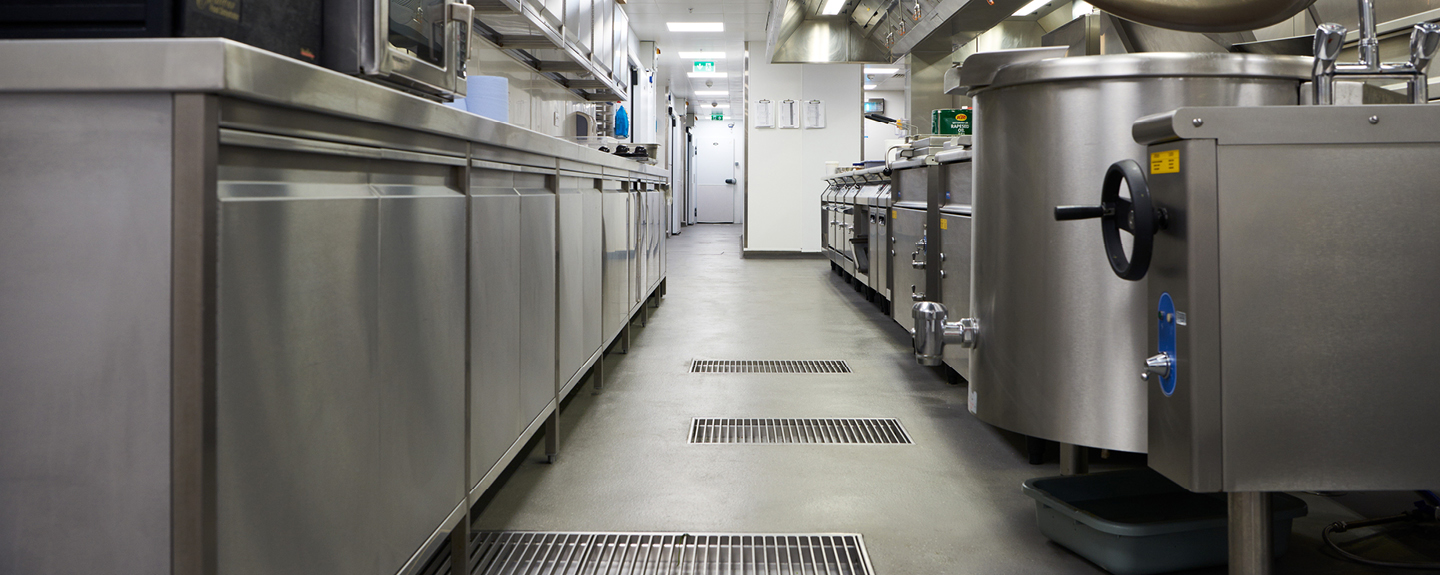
[465, 532, 875, 575]
[688, 418, 912, 444]
[690, 360, 851, 373]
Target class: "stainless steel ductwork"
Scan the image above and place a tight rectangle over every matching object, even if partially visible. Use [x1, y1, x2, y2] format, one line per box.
[1085, 0, 1319, 33]
[764, 0, 891, 63]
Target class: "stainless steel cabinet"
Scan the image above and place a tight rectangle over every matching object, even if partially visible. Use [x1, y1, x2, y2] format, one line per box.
[583, 186, 604, 363]
[215, 145, 466, 575]
[601, 180, 631, 341]
[375, 168, 467, 572]
[889, 205, 928, 331]
[0, 93, 175, 575]
[518, 181, 557, 430]
[938, 213, 971, 380]
[469, 170, 523, 487]
[557, 178, 593, 388]
[646, 190, 662, 293]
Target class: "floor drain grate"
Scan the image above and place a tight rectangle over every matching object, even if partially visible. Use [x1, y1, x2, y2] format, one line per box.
[690, 360, 852, 373]
[463, 532, 875, 575]
[688, 418, 913, 444]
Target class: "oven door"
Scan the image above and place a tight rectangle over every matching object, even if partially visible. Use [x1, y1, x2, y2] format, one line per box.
[378, 0, 470, 97]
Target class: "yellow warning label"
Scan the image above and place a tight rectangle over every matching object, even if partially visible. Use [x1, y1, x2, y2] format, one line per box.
[891, 210, 897, 219]
[941, 218, 948, 230]
[1150, 149, 1180, 174]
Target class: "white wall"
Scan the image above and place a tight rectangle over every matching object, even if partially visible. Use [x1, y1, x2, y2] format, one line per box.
[862, 90, 906, 162]
[745, 43, 861, 253]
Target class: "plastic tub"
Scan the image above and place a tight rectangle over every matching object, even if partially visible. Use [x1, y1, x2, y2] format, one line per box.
[1022, 468, 1307, 575]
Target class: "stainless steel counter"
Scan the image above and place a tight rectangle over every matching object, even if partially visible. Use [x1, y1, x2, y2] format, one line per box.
[0, 38, 667, 575]
[0, 38, 667, 179]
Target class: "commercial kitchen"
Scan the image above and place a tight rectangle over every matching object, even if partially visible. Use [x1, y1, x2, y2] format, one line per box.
[3, 0, 1440, 574]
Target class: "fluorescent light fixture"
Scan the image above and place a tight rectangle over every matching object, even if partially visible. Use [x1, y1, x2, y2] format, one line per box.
[688, 72, 728, 78]
[667, 22, 724, 32]
[820, 0, 847, 15]
[678, 52, 727, 59]
[694, 90, 729, 95]
[1013, 0, 1051, 16]
[865, 67, 899, 74]
[864, 84, 878, 90]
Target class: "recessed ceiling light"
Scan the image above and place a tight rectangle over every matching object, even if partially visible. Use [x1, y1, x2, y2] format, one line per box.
[688, 72, 728, 78]
[667, 22, 724, 32]
[864, 84, 878, 90]
[820, 0, 846, 15]
[865, 67, 899, 74]
[678, 52, 727, 59]
[1013, 0, 1051, 16]
[695, 90, 728, 95]
[709, 103, 730, 108]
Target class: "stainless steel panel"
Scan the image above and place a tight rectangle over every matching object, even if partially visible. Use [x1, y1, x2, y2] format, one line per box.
[557, 184, 587, 385]
[890, 207, 928, 331]
[376, 180, 466, 572]
[0, 93, 174, 575]
[939, 217, 971, 380]
[469, 175, 522, 484]
[630, 189, 643, 308]
[968, 53, 1305, 452]
[941, 160, 971, 209]
[646, 191, 662, 293]
[594, 0, 614, 73]
[583, 187, 604, 360]
[1145, 140, 1224, 493]
[868, 205, 889, 298]
[518, 181, 557, 429]
[1214, 141, 1440, 491]
[601, 185, 630, 341]
[216, 184, 380, 575]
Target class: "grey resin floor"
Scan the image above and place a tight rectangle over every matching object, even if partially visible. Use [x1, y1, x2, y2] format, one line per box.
[473, 224, 1436, 575]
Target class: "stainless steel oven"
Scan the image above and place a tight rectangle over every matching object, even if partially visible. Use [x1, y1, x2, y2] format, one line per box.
[324, 0, 473, 100]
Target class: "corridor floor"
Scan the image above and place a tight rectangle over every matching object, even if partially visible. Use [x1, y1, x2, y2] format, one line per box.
[472, 224, 1427, 575]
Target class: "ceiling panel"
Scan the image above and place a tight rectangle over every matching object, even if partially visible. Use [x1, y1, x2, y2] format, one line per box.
[625, 0, 771, 118]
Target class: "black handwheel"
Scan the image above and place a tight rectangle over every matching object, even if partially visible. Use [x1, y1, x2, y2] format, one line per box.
[1053, 159, 1164, 281]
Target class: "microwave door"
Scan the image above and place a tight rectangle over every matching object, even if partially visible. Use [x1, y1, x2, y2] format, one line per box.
[384, 0, 456, 92]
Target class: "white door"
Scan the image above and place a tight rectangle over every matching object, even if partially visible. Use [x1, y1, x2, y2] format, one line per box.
[693, 121, 736, 223]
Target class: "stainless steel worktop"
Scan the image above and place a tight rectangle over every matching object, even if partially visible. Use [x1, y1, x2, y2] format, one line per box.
[0, 38, 667, 178]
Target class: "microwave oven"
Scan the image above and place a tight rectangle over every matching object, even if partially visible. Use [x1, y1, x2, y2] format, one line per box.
[323, 0, 473, 100]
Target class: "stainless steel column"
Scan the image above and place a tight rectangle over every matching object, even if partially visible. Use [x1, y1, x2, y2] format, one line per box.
[1059, 444, 1089, 476]
[1228, 492, 1273, 575]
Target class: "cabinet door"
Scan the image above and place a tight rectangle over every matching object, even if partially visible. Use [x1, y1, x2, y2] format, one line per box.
[376, 173, 466, 572]
[518, 181, 557, 429]
[556, 185, 586, 386]
[217, 172, 380, 575]
[469, 176, 522, 484]
[582, 187, 604, 360]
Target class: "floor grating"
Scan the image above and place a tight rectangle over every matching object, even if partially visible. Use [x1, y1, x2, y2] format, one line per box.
[690, 360, 851, 374]
[688, 418, 912, 445]
[427, 531, 876, 575]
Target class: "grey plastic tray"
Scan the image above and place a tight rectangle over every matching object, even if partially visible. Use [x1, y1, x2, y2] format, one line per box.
[1022, 468, 1307, 575]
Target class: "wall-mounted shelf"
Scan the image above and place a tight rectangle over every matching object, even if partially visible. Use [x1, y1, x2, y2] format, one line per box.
[471, 0, 632, 102]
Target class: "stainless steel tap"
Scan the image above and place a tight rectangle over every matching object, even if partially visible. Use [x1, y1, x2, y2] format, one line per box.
[1312, 0, 1440, 104]
[911, 301, 977, 367]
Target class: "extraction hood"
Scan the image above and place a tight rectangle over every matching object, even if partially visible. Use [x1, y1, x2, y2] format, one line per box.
[765, 0, 892, 63]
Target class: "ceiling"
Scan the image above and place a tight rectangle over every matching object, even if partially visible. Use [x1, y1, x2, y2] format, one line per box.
[623, 0, 772, 119]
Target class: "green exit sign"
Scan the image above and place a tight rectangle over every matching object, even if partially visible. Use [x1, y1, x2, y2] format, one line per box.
[710, 112, 724, 121]
[693, 61, 716, 73]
